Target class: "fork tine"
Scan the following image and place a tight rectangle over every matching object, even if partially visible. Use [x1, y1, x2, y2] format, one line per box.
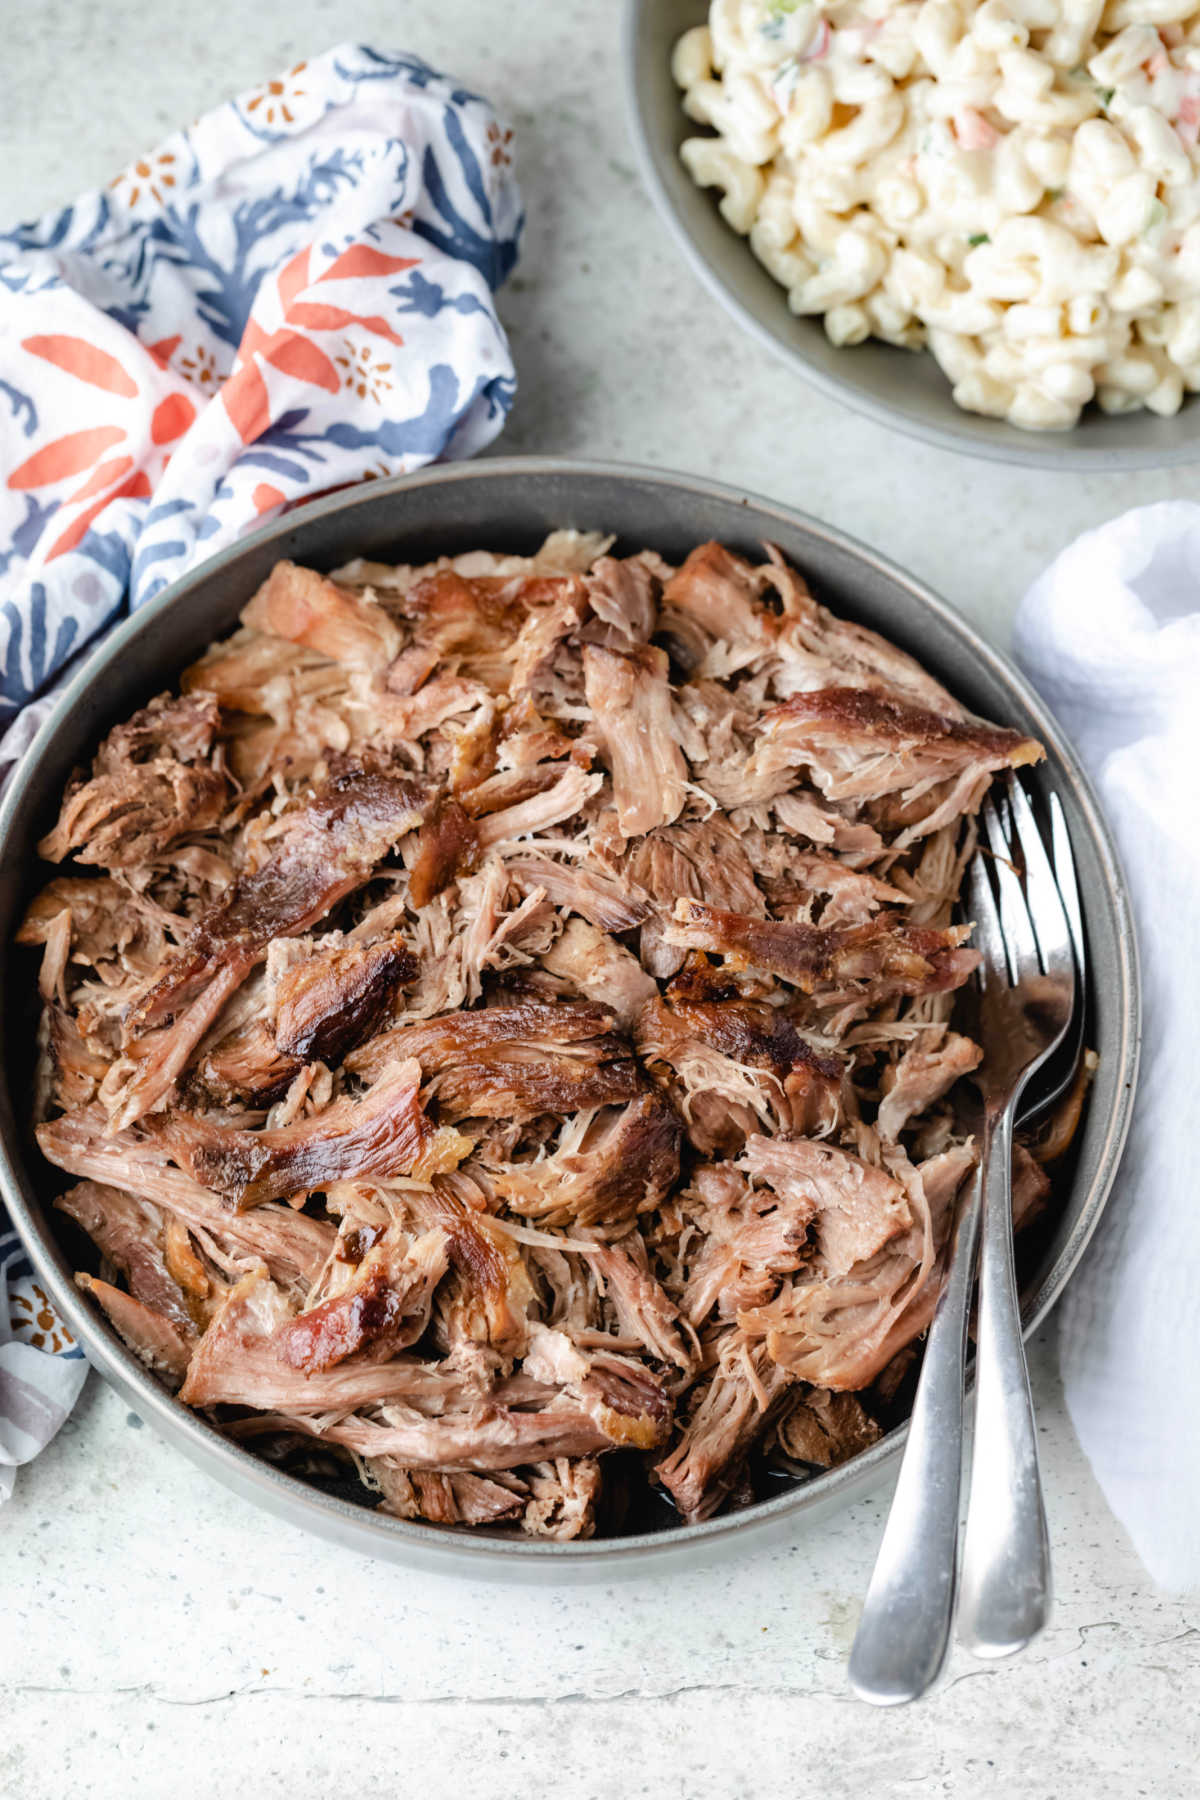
[981, 792, 1039, 986]
[1049, 791, 1085, 975]
[967, 850, 1008, 988]
[1007, 776, 1073, 992]
[980, 790, 1014, 870]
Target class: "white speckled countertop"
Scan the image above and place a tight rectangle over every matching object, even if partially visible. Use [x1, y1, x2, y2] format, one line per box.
[1, 4, 1197, 1794]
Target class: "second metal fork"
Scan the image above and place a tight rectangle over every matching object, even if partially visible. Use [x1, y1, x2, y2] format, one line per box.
[849, 776, 1079, 1705]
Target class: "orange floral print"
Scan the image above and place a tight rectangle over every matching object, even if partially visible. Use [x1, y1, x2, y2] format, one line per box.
[487, 123, 514, 168]
[177, 342, 224, 391]
[245, 62, 309, 127]
[8, 425, 127, 490]
[109, 149, 179, 209]
[11, 1284, 76, 1354]
[334, 339, 393, 403]
[22, 336, 138, 397]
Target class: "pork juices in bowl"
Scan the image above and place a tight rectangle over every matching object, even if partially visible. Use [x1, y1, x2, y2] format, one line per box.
[0, 460, 1138, 1575]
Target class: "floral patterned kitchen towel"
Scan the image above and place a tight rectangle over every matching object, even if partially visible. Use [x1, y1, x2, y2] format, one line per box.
[0, 41, 521, 1497]
[0, 1228, 86, 1503]
[0, 41, 521, 769]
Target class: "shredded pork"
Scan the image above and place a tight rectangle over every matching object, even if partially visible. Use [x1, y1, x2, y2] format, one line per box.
[22, 533, 1072, 1539]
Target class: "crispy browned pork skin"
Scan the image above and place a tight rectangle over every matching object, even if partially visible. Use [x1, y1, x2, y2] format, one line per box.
[493, 1093, 682, 1230]
[21, 533, 1063, 1539]
[347, 999, 645, 1123]
[270, 936, 417, 1064]
[103, 767, 429, 1131]
[636, 992, 843, 1155]
[277, 1226, 450, 1373]
[150, 1059, 470, 1209]
[755, 688, 1041, 832]
[665, 900, 979, 1004]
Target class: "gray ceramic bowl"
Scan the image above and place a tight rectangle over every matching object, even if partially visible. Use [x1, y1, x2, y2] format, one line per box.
[625, 0, 1200, 471]
[0, 459, 1139, 1578]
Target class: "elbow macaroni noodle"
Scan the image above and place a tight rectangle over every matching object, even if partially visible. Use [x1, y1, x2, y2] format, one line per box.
[673, 0, 1200, 428]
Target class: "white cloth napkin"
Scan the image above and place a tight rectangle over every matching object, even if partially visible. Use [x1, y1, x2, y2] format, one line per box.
[1015, 500, 1200, 1594]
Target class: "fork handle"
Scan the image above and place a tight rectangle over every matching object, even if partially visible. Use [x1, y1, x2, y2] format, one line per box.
[957, 1103, 1051, 1657]
[848, 1164, 982, 1705]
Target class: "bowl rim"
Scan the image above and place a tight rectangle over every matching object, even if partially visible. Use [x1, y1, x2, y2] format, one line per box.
[621, 0, 1200, 473]
[0, 454, 1142, 1568]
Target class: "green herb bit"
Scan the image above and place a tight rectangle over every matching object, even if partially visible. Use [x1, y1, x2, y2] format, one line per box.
[968, 232, 990, 246]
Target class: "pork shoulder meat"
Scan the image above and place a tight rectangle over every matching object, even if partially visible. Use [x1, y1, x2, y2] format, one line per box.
[21, 533, 1057, 1540]
[493, 1093, 682, 1230]
[132, 768, 429, 1034]
[348, 999, 644, 1123]
[664, 900, 980, 1005]
[271, 936, 417, 1064]
[240, 561, 403, 671]
[39, 693, 227, 870]
[149, 1059, 469, 1209]
[106, 767, 429, 1131]
[635, 992, 843, 1159]
[582, 642, 688, 836]
[38, 1107, 337, 1289]
[277, 1227, 450, 1372]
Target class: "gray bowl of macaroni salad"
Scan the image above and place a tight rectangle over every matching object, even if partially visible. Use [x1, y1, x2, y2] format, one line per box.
[625, 0, 1200, 466]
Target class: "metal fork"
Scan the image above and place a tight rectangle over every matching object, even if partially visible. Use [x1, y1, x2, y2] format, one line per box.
[849, 778, 1079, 1705]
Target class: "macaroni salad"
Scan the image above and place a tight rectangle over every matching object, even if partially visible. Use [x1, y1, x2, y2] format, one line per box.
[673, 0, 1200, 429]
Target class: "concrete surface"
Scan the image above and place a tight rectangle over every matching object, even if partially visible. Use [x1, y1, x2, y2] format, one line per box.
[0, 4, 1196, 1796]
